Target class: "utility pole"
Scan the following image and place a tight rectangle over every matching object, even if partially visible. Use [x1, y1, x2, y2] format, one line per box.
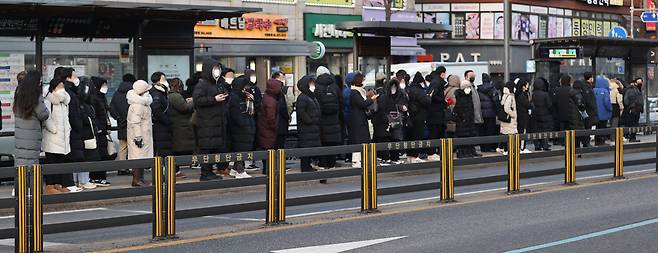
[504, 0, 510, 82]
[631, 0, 635, 38]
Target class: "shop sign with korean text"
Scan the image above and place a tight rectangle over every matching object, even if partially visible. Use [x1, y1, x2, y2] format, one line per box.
[304, 13, 361, 48]
[195, 14, 288, 40]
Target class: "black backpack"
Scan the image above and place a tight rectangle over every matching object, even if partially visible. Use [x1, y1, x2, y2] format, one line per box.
[497, 95, 512, 123]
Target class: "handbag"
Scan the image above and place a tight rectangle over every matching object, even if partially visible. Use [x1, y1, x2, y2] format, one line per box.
[106, 133, 117, 156]
[84, 117, 97, 150]
[497, 95, 512, 123]
[579, 110, 589, 120]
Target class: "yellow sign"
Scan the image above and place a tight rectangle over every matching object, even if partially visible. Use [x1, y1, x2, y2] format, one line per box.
[195, 14, 289, 40]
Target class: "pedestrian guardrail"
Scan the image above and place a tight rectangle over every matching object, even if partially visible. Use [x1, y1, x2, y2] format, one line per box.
[5, 126, 657, 253]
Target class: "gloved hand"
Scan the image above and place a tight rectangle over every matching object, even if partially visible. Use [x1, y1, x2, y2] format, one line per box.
[134, 136, 144, 148]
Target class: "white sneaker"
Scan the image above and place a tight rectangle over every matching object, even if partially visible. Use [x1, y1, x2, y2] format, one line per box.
[380, 161, 391, 167]
[503, 151, 508, 156]
[496, 148, 504, 153]
[67, 186, 83, 192]
[427, 154, 441, 161]
[81, 183, 96, 189]
[392, 160, 404, 165]
[409, 157, 425, 164]
[521, 149, 533, 154]
[235, 172, 252, 179]
[352, 162, 361, 168]
[229, 169, 239, 177]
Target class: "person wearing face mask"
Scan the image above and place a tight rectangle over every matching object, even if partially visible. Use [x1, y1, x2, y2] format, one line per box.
[88, 76, 112, 186]
[42, 74, 73, 194]
[149, 72, 173, 174]
[127, 80, 154, 186]
[167, 78, 194, 179]
[242, 69, 263, 171]
[60, 67, 85, 192]
[193, 58, 229, 181]
[295, 75, 322, 172]
[515, 79, 532, 153]
[110, 74, 137, 176]
[227, 76, 256, 179]
[500, 81, 518, 154]
[76, 77, 100, 190]
[405, 72, 431, 163]
[258, 74, 284, 174]
[221, 68, 235, 93]
[314, 66, 342, 170]
[426, 67, 447, 161]
[454, 80, 479, 158]
[349, 73, 379, 168]
[464, 70, 483, 134]
[375, 79, 409, 164]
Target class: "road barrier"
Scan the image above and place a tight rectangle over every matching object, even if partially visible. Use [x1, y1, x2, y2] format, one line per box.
[5, 126, 657, 252]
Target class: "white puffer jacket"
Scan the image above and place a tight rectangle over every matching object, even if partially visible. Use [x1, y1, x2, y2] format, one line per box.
[127, 86, 154, 160]
[500, 87, 518, 135]
[42, 89, 71, 155]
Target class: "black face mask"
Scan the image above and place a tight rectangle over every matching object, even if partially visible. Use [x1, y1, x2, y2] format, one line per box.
[469, 77, 476, 83]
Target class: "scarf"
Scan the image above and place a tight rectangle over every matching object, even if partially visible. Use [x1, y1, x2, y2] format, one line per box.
[351, 85, 367, 100]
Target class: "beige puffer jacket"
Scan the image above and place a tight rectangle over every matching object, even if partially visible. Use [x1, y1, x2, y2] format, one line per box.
[609, 80, 624, 112]
[500, 87, 518, 135]
[127, 81, 154, 159]
[42, 88, 71, 155]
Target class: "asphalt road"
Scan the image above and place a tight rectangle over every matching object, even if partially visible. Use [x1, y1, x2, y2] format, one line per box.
[126, 174, 658, 253]
[0, 145, 655, 252]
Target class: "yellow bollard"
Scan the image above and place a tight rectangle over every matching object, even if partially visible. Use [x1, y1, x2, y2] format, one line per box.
[614, 128, 624, 179]
[440, 139, 455, 202]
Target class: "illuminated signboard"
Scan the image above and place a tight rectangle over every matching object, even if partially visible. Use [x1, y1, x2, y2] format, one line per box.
[580, 0, 623, 6]
[549, 48, 579, 58]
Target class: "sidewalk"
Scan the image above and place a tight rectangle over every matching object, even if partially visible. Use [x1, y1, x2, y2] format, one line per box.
[0, 133, 653, 198]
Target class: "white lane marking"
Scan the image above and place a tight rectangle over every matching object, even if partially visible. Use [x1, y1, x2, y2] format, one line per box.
[108, 209, 150, 214]
[504, 217, 658, 253]
[0, 238, 69, 247]
[271, 236, 407, 253]
[0, 207, 107, 219]
[287, 207, 361, 218]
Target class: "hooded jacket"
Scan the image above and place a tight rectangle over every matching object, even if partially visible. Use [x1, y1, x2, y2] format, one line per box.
[348, 83, 374, 144]
[581, 79, 599, 123]
[295, 76, 322, 148]
[258, 79, 282, 149]
[623, 84, 643, 115]
[477, 80, 498, 119]
[43, 89, 71, 155]
[426, 71, 446, 125]
[530, 78, 553, 132]
[556, 81, 585, 130]
[610, 80, 624, 117]
[444, 75, 461, 110]
[315, 73, 342, 143]
[375, 80, 409, 139]
[89, 78, 110, 158]
[407, 73, 430, 123]
[167, 88, 195, 153]
[500, 87, 518, 135]
[150, 83, 172, 156]
[110, 81, 133, 140]
[228, 76, 257, 152]
[342, 72, 357, 126]
[454, 82, 476, 137]
[193, 58, 229, 151]
[594, 76, 613, 121]
[126, 83, 154, 159]
[64, 80, 85, 162]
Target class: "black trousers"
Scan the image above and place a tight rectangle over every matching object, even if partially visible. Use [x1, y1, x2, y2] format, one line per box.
[44, 153, 74, 187]
[318, 142, 340, 169]
[199, 148, 228, 176]
[595, 121, 608, 144]
[427, 124, 444, 155]
[626, 113, 641, 140]
[407, 120, 426, 158]
[479, 117, 497, 152]
[301, 157, 316, 172]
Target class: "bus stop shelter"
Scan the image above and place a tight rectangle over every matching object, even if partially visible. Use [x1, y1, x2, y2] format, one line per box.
[335, 21, 451, 79]
[0, 0, 260, 79]
[533, 36, 658, 123]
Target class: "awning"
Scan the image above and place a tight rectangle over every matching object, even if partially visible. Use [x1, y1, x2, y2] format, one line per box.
[533, 36, 658, 63]
[0, 0, 260, 37]
[391, 46, 426, 56]
[335, 21, 452, 37]
[196, 39, 314, 57]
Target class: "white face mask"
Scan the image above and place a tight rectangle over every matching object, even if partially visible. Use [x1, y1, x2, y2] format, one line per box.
[464, 87, 472, 95]
[212, 68, 221, 79]
[70, 77, 80, 87]
[100, 85, 108, 94]
[161, 80, 169, 89]
[225, 78, 233, 85]
[309, 84, 316, 93]
[391, 87, 397, 94]
[399, 82, 406, 90]
[250, 76, 257, 84]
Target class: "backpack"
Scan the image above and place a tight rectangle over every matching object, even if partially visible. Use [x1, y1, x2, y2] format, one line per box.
[498, 95, 512, 123]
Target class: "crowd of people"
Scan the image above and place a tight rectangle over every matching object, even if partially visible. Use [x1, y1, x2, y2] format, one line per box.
[11, 58, 646, 193]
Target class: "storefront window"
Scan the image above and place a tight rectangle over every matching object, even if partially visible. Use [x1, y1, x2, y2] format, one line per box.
[0, 37, 35, 132]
